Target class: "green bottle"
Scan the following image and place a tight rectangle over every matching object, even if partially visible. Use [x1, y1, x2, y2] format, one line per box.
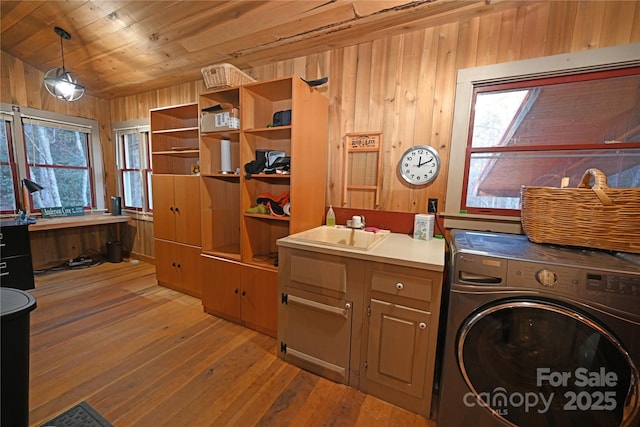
[326, 205, 336, 226]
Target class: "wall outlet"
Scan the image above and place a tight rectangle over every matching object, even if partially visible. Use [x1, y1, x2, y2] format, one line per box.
[428, 198, 438, 213]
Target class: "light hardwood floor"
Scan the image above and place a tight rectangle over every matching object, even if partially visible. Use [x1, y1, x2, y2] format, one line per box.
[28, 260, 435, 427]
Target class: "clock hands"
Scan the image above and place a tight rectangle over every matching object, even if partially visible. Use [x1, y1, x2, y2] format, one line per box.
[417, 156, 434, 167]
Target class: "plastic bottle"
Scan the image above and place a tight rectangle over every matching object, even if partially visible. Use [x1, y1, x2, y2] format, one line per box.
[326, 205, 336, 226]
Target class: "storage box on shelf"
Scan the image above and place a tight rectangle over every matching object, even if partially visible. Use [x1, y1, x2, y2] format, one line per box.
[151, 104, 202, 298]
[200, 76, 328, 338]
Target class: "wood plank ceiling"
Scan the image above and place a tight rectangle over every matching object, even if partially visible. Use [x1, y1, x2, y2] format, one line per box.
[0, 0, 515, 100]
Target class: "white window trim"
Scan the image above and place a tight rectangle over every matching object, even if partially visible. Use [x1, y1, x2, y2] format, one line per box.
[113, 119, 152, 219]
[444, 43, 640, 234]
[0, 103, 105, 211]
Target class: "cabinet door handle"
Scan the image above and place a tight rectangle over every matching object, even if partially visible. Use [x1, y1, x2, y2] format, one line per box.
[419, 322, 427, 330]
[176, 263, 181, 268]
[344, 302, 351, 310]
[241, 290, 246, 296]
[234, 288, 239, 294]
[172, 262, 176, 267]
[170, 206, 175, 212]
[0, 262, 8, 277]
[174, 207, 180, 213]
[396, 282, 404, 290]
[287, 294, 350, 318]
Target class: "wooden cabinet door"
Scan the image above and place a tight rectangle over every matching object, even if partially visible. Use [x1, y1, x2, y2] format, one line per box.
[279, 290, 352, 384]
[201, 256, 242, 323]
[241, 265, 277, 337]
[152, 175, 176, 241]
[154, 239, 178, 287]
[173, 175, 201, 246]
[365, 299, 431, 399]
[176, 244, 202, 298]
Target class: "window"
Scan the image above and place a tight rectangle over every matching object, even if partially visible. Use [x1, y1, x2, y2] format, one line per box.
[114, 124, 152, 212]
[444, 43, 640, 233]
[22, 117, 95, 210]
[0, 103, 104, 215]
[0, 116, 19, 213]
[464, 67, 640, 216]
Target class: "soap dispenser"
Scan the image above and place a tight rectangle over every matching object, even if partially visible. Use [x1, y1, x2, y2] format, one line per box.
[326, 205, 336, 226]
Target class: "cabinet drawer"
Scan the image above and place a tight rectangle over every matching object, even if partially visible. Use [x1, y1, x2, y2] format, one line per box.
[0, 255, 35, 290]
[290, 254, 347, 294]
[370, 269, 432, 302]
[0, 225, 31, 258]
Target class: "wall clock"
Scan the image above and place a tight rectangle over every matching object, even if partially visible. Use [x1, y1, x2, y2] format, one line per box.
[398, 145, 441, 185]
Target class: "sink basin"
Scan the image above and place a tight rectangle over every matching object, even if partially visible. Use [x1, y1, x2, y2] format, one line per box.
[288, 226, 389, 250]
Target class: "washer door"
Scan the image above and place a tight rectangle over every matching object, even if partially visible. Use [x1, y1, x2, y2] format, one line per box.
[458, 298, 639, 427]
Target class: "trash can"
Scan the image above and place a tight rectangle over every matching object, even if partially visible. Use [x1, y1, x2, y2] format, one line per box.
[1, 288, 37, 427]
[106, 240, 123, 263]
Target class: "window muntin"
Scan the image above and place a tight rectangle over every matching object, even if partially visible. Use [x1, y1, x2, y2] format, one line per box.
[22, 118, 94, 210]
[463, 67, 640, 215]
[0, 118, 19, 213]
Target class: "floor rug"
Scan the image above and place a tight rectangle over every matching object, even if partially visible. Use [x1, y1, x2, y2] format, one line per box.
[40, 401, 112, 427]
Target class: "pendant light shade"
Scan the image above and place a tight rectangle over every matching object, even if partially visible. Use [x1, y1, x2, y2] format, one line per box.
[43, 27, 85, 102]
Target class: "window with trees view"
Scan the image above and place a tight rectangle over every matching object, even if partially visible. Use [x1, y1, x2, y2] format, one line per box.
[23, 118, 94, 210]
[115, 128, 152, 212]
[0, 105, 104, 215]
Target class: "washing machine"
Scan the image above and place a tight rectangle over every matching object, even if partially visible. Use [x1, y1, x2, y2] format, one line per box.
[438, 230, 639, 427]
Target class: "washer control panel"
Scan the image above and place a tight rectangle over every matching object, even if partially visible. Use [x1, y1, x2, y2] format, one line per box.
[585, 272, 640, 296]
[506, 260, 639, 316]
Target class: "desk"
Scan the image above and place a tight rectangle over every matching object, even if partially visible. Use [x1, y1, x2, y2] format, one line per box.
[28, 214, 129, 269]
[29, 214, 129, 232]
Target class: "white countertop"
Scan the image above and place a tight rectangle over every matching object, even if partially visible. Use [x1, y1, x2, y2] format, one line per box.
[278, 226, 445, 272]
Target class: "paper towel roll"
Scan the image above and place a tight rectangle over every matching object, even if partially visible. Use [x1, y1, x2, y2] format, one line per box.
[220, 139, 232, 172]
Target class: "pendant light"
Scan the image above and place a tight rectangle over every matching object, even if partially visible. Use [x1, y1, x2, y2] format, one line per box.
[43, 26, 85, 102]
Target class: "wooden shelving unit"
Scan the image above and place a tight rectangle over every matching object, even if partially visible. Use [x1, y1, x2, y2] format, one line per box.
[199, 76, 328, 337]
[150, 103, 202, 298]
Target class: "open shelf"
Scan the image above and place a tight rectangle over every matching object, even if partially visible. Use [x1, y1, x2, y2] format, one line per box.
[152, 127, 199, 136]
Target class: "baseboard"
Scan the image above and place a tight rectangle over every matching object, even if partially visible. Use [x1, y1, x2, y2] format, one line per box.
[129, 252, 154, 265]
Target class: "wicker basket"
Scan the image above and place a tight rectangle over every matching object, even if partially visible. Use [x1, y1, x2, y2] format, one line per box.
[201, 63, 256, 89]
[521, 168, 640, 254]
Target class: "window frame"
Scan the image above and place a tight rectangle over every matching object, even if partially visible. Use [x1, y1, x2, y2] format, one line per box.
[0, 114, 20, 214]
[0, 103, 105, 216]
[444, 43, 640, 234]
[22, 116, 96, 212]
[462, 66, 640, 217]
[113, 120, 152, 214]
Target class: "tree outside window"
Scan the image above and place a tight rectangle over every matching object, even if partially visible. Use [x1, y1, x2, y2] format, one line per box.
[23, 119, 94, 210]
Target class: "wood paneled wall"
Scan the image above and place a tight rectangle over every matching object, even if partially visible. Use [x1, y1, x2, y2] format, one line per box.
[111, 1, 640, 213]
[4, 1, 640, 261]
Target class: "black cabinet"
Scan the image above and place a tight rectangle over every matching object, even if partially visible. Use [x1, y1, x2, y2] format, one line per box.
[0, 220, 34, 290]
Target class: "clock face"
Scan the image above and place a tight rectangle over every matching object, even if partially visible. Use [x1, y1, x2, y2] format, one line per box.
[398, 145, 441, 185]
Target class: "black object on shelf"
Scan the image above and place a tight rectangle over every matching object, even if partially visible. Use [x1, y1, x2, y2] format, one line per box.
[110, 196, 122, 215]
[301, 76, 328, 87]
